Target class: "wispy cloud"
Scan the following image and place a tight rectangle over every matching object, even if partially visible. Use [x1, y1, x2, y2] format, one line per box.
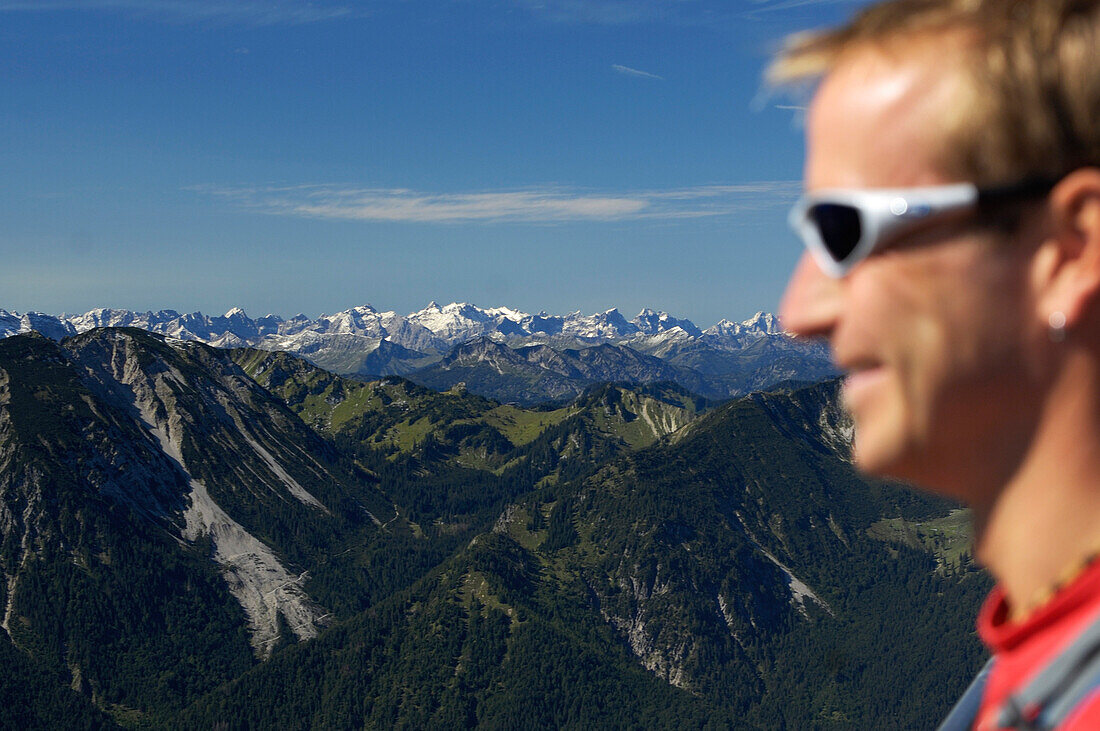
[0, 0, 359, 25]
[742, 0, 866, 16]
[509, 0, 677, 25]
[744, 0, 859, 8]
[506, 0, 865, 26]
[612, 64, 664, 81]
[196, 182, 801, 224]
[0, 0, 869, 26]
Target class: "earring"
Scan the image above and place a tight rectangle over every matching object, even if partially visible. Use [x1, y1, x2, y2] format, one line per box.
[1049, 311, 1067, 343]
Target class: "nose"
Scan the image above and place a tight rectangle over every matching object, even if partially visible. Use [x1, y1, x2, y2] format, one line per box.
[779, 252, 843, 339]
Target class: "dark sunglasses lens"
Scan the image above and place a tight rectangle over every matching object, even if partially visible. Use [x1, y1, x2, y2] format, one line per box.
[809, 203, 862, 262]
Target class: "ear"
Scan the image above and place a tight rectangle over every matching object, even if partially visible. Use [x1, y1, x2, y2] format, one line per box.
[1034, 168, 1100, 331]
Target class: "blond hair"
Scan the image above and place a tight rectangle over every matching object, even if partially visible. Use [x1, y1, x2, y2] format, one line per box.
[771, 0, 1100, 185]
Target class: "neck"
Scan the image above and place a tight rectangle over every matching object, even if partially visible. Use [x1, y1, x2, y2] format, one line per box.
[976, 351, 1100, 620]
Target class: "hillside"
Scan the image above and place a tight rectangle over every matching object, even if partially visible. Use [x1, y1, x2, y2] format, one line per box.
[0, 330, 986, 728]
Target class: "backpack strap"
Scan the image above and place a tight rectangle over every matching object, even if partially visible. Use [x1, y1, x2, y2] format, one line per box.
[937, 609, 1100, 731]
[938, 657, 996, 731]
[997, 610, 1100, 730]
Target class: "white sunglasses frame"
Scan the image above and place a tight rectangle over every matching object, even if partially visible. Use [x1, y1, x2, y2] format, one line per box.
[788, 182, 980, 278]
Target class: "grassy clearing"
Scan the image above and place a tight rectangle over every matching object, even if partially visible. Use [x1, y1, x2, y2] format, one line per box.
[499, 505, 547, 553]
[383, 416, 437, 451]
[867, 508, 972, 570]
[479, 405, 573, 446]
[586, 391, 697, 450]
[328, 386, 383, 431]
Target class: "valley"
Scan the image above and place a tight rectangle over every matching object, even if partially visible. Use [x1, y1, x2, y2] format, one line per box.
[0, 327, 986, 729]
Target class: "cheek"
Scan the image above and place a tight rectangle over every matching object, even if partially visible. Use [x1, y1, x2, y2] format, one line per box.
[881, 240, 1029, 357]
[908, 254, 1034, 429]
[845, 248, 1026, 430]
[844, 262, 943, 363]
[942, 254, 1032, 373]
[840, 240, 1038, 485]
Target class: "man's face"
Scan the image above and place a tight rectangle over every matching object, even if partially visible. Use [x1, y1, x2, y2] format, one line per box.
[780, 41, 1043, 500]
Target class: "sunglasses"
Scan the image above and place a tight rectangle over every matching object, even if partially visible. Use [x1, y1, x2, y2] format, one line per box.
[788, 178, 1057, 277]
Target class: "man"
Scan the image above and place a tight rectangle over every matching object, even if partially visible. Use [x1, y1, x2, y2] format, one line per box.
[774, 1, 1100, 728]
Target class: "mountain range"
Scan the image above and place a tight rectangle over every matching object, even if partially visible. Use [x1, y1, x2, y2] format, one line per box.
[0, 303, 780, 350]
[0, 304, 834, 404]
[0, 327, 987, 728]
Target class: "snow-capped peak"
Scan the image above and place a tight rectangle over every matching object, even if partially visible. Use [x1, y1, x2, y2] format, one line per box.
[1, 303, 786, 360]
[741, 311, 780, 335]
[631, 309, 701, 338]
[704, 319, 742, 337]
[483, 306, 527, 323]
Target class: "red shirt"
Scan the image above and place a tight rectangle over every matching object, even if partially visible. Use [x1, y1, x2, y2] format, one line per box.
[975, 559, 1100, 729]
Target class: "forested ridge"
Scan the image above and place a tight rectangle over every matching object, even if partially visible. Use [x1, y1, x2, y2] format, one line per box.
[0, 329, 987, 728]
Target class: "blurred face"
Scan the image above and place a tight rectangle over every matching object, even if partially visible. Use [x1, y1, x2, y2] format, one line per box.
[780, 41, 1043, 500]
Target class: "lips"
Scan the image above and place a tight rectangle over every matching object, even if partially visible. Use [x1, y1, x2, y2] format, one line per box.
[839, 360, 888, 410]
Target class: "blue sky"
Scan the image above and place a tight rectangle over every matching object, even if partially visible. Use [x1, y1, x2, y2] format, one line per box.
[0, 0, 869, 326]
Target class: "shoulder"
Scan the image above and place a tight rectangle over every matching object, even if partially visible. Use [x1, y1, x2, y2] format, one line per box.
[1061, 687, 1100, 729]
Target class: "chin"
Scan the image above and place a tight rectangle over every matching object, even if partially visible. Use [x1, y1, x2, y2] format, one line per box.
[845, 390, 927, 479]
[852, 428, 964, 499]
[850, 421, 916, 480]
[851, 439, 896, 478]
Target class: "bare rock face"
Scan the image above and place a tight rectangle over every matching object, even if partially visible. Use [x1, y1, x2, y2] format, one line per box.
[133, 381, 328, 656]
[70, 330, 341, 656]
[600, 566, 694, 689]
[0, 329, 391, 663]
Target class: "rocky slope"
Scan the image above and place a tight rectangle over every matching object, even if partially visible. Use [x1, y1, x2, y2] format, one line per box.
[175, 378, 989, 729]
[0, 329, 398, 719]
[0, 332, 984, 727]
